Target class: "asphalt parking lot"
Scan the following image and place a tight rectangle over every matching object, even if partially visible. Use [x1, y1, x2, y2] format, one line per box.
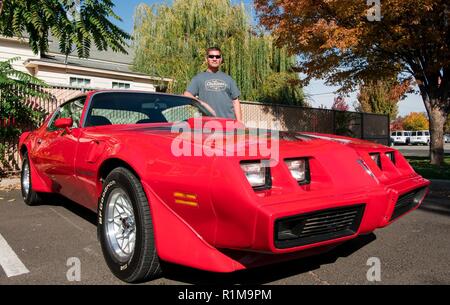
[0, 179, 449, 285]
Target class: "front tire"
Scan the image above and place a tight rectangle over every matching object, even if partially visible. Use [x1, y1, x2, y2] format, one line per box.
[21, 152, 42, 206]
[98, 167, 161, 283]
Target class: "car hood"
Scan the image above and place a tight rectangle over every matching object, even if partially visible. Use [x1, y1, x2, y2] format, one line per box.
[90, 122, 387, 159]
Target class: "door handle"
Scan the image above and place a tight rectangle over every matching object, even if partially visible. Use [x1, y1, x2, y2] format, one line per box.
[37, 138, 42, 145]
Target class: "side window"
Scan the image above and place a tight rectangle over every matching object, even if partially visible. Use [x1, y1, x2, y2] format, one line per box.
[162, 104, 203, 122]
[68, 98, 85, 127]
[48, 97, 86, 131]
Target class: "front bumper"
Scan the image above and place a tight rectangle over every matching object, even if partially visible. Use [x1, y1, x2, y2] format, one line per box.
[252, 175, 429, 254]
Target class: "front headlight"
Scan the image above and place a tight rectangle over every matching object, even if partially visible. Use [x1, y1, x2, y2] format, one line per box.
[240, 161, 271, 190]
[285, 158, 310, 185]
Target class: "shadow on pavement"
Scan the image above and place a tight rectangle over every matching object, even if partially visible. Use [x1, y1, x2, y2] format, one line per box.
[38, 193, 97, 226]
[419, 180, 450, 217]
[159, 233, 377, 285]
[419, 198, 450, 217]
[34, 192, 378, 285]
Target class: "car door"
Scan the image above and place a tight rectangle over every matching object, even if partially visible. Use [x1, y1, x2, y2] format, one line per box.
[32, 97, 86, 200]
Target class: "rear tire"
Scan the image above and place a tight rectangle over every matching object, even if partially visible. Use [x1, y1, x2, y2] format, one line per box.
[98, 167, 161, 283]
[21, 152, 42, 206]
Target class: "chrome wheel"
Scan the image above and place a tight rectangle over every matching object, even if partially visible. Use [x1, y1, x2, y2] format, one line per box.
[22, 161, 30, 198]
[105, 188, 136, 263]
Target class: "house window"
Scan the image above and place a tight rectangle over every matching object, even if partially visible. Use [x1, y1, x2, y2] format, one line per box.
[70, 77, 91, 87]
[112, 82, 131, 89]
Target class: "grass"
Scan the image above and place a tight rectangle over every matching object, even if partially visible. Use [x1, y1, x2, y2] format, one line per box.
[406, 155, 450, 180]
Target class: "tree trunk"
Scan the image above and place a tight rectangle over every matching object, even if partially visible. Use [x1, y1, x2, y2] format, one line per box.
[418, 81, 449, 166]
[428, 104, 446, 165]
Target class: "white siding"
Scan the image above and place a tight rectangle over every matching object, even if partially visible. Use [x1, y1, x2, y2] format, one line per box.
[0, 38, 40, 73]
[131, 82, 156, 91]
[35, 67, 156, 91]
[34, 67, 68, 84]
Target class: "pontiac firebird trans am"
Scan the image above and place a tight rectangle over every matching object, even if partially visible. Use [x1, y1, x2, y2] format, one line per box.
[19, 90, 430, 283]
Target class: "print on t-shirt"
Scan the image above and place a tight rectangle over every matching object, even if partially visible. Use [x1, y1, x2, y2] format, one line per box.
[205, 79, 227, 92]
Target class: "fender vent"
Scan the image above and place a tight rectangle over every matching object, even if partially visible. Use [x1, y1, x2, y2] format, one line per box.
[275, 204, 365, 249]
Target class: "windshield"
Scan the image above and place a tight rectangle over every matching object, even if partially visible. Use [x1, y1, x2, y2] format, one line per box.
[84, 92, 214, 127]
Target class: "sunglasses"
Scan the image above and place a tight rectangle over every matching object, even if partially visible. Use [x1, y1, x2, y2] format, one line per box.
[208, 55, 222, 59]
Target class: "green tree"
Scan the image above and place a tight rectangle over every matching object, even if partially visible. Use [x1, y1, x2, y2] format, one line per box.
[0, 58, 50, 171]
[0, 57, 48, 132]
[260, 72, 305, 105]
[356, 79, 410, 119]
[0, 0, 130, 59]
[403, 112, 429, 131]
[133, 0, 305, 105]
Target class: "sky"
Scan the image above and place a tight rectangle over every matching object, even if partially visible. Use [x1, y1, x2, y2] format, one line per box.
[112, 0, 426, 116]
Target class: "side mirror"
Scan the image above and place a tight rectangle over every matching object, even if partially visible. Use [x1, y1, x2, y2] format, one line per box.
[54, 117, 73, 134]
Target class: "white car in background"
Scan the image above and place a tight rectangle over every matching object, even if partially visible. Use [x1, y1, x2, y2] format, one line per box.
[390, 130, 411, 145]
[410, 130, 430, 145]
[444, 134, 450, 143]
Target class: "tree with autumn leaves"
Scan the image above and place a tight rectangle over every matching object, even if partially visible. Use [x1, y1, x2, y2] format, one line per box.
[402, 112, 429, 131]
[255, 0, 449, 165]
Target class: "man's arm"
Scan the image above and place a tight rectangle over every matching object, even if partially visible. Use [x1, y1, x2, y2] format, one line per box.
[183, 91, 216, 116]
[232, 99, 242, 122]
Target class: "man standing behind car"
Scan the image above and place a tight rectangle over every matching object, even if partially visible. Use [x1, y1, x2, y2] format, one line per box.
[184, 47, 242, 122]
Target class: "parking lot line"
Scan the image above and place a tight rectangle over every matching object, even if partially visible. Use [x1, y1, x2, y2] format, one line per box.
[0, 233, 30, 277]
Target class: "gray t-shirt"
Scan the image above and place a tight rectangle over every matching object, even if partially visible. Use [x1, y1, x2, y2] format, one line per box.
[186, 71, 240, 119]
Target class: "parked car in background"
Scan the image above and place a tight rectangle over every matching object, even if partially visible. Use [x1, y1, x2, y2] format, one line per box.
[410, 130, 430, 145]
[390, 130, 411, 145]
[445, 134, 450, 143]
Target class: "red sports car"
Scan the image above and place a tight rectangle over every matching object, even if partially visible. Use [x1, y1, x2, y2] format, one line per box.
[18, 90, 429, 283]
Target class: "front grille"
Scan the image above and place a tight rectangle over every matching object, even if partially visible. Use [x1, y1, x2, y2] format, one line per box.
[274, 204, 365, 249]
[390, 187, 428, 221]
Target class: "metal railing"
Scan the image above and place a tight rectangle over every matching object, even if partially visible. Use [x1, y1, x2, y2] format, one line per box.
[241, 101, 389, 144]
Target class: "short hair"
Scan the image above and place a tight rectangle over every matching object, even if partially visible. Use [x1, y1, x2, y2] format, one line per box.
[206, 47, 222, 55]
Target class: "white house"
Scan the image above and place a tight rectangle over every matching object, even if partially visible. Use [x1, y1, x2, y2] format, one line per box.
[0, 35, 171, 92]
